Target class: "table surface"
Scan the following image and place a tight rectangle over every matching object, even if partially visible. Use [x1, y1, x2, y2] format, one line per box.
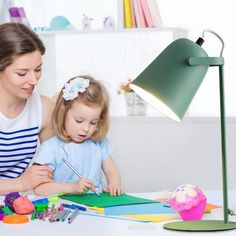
[1, 191, 236, 236]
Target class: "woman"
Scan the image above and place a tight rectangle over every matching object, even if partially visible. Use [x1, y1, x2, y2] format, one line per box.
[0, 23, 54, 195]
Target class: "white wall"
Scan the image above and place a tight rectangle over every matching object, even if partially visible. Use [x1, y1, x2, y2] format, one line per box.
[109, 117, 236, 192]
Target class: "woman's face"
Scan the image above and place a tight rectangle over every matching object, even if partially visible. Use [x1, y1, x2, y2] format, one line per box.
[0, 50, 42, 99]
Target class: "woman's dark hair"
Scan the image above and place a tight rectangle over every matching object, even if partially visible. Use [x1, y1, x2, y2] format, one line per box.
[0, 23, 45, 71]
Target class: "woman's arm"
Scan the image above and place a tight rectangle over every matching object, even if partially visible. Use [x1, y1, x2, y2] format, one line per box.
[0, 165, 53, 195]
[102, 156, 122, 196]
[0, 178, 24, 195]
[39, 95, 55, 143]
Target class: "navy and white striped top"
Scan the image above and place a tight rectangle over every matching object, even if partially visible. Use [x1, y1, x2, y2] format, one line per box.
[0, 93, 42, 179]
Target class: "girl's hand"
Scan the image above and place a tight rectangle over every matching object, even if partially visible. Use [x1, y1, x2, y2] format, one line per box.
[71, 177, 97, 194]
[17, 164, 53, 191]
[103, 183, 123, 196]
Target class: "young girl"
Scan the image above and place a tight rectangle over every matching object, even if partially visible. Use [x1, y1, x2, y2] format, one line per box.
[34, 75, 122, 196]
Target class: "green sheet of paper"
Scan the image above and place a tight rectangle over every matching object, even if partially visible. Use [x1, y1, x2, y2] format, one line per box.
[59, 192, 156, 207]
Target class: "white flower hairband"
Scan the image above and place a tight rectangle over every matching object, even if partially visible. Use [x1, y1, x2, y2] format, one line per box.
[62, 77, 90, 101]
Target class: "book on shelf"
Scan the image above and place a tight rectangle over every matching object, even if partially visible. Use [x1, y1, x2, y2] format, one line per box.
[8, 7, 21, 23]
[17, 7, 31, 27]
[130, 0, 136, 28]
[147, 0, 163, 28]
[125, 0, 163, 29]
[123, 0, 134, 28]
[140, 0, 154, 27]
[132, 0, 143, 28]
[8, 6, 31, 27]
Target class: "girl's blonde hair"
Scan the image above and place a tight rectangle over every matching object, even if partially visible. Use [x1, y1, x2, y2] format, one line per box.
[52, 75, 110, 142]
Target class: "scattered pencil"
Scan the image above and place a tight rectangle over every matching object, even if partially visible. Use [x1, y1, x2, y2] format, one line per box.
[68, 208, 80, 224]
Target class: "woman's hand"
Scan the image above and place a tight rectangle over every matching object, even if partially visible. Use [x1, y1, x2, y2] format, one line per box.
[16, 165, 53, 192]
[103, 183, 123, 196]
[71, 177, 97, 194]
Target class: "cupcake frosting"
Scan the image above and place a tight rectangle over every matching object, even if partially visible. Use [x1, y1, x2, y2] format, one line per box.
[170, 184, 206, 211]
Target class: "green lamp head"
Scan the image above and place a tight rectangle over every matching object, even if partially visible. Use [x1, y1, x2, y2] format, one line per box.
[130, 38, 209, 121]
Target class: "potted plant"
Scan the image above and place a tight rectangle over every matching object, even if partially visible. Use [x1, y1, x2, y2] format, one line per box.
[118, 79, 147, 116]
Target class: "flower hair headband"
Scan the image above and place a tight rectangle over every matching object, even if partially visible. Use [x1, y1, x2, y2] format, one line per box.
[62, 77, 90, 101]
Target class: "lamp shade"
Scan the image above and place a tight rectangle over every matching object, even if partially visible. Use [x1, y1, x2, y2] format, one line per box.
[130, 38, 209, 121]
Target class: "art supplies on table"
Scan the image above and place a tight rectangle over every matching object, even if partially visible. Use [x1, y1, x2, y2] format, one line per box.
[0, 191, 222, 224]
[59, 192, 156, 207]
[104, 202, 177, 215]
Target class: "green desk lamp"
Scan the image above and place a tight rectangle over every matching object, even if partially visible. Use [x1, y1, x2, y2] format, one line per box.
[130, 30, 236, 232]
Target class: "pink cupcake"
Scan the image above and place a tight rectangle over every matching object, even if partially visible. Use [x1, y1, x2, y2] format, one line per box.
[169, 184, 206, 221]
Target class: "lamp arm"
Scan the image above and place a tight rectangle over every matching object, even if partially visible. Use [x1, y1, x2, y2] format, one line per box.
[219, 65, 229, 224]
[199, 31, 228, 223]
[188, 57, 224, 66]
[188, 57, 229, 224]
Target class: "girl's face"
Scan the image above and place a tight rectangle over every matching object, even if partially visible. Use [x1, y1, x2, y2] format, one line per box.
[65, 101, 102, 143]
[0, 50, 42, 99]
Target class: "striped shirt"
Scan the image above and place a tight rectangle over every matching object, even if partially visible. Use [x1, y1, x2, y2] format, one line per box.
[0, 93, 42, 179]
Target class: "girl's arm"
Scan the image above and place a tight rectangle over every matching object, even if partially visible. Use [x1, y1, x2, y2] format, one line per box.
[33, 178, 96, 196]
[39, 95, 55, 143]
[102, 156, 122, 196]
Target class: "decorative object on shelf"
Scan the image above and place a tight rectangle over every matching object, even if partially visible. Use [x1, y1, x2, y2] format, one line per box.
[130, 30, 236, 231]
[118, 79, 147, 116]
[117, 79, 134, 94]
[103, 16, 115, 30]
[82, 14, 93, 30]
[169, 184, 206, 221]
[50, 15, 74, 31]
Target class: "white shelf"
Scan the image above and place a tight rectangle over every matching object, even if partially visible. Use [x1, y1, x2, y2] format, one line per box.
[37, 27, 188, 116]
[37, 27, 187, 35]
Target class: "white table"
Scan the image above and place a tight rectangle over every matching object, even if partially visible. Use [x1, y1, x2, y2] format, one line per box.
[1, 191, 236, 236]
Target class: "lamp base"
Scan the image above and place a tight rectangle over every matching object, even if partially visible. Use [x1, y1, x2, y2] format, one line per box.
[164, 220, 236, 232]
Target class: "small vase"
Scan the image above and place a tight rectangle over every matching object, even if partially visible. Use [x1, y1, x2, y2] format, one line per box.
[124, 92, 147, 116]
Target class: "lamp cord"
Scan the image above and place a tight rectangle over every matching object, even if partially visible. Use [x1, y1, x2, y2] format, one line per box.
[202, 29, 225, 57]
[228, 209, 236, 216]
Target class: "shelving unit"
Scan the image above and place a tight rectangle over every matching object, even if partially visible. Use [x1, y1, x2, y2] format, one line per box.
[37, 27, 188, 116]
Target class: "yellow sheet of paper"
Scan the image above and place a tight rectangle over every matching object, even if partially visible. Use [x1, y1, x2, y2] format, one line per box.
[124, 214, 179, 222]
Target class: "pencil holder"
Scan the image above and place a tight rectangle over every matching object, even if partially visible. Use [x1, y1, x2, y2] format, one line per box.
[125, 92, 147, 116]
